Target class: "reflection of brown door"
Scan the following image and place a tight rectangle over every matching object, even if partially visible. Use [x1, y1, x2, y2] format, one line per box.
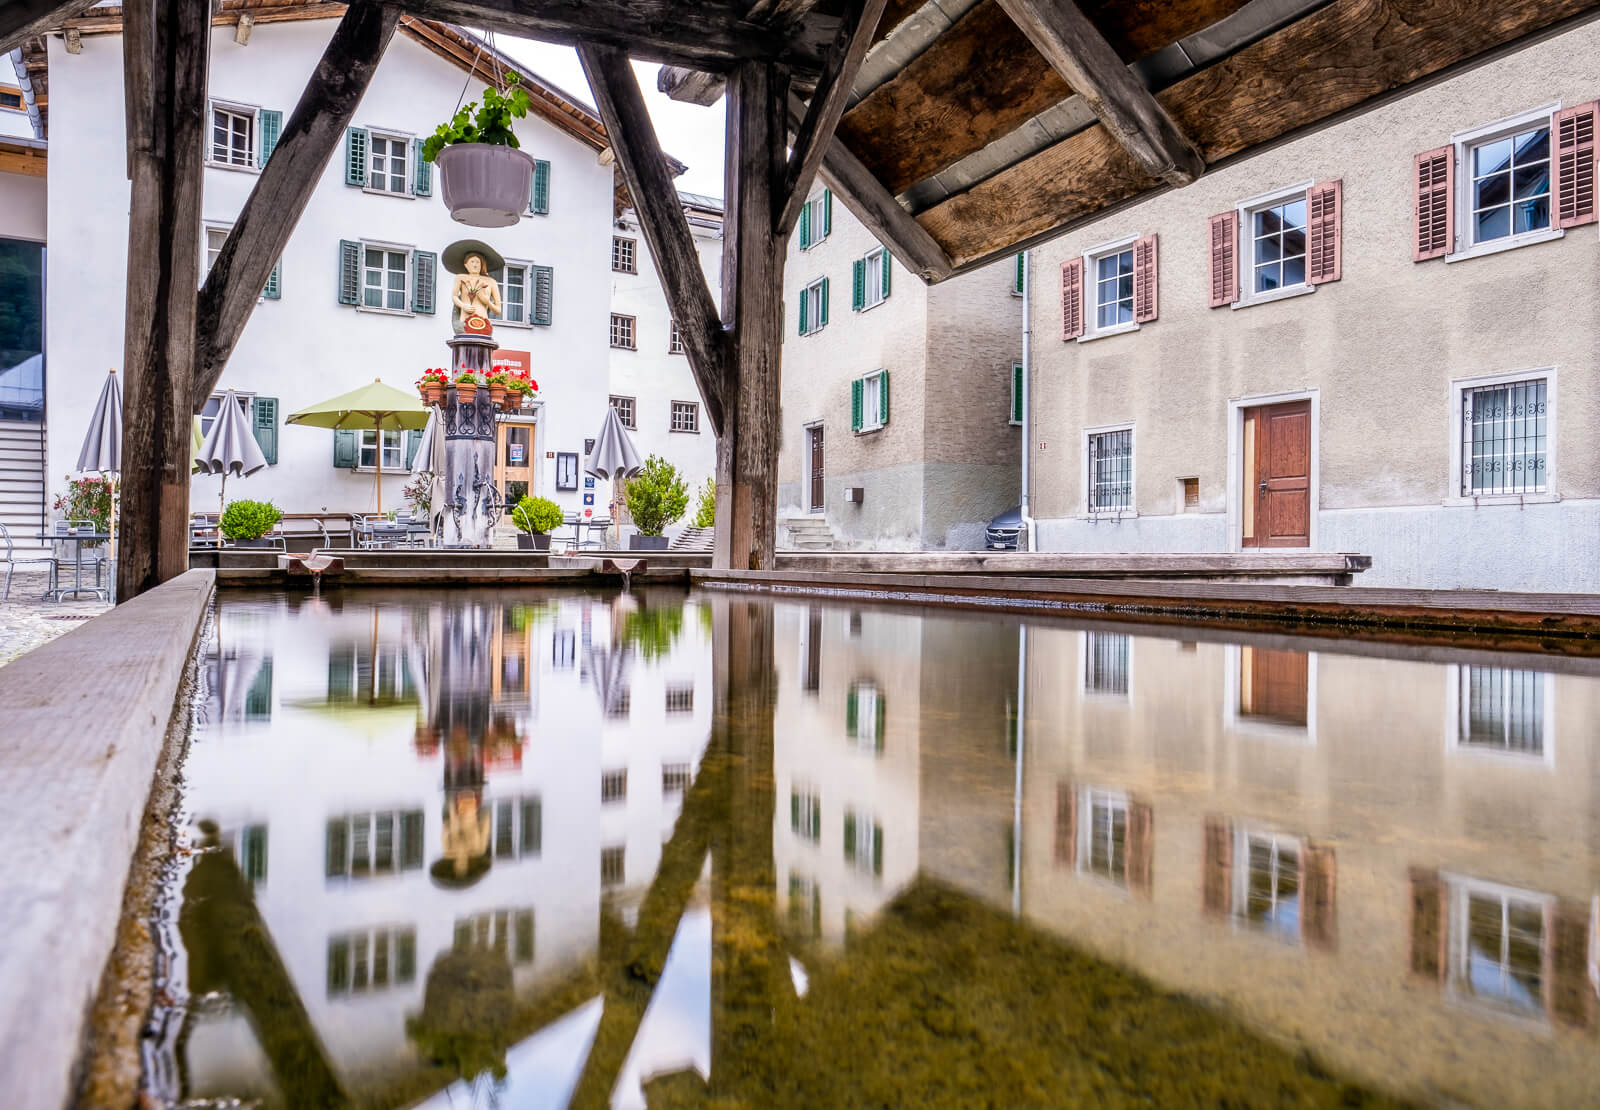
[495, 422, 534, 503]
[1240, 646, 1308, 726]
[808, 425, 825, 511]
[1242, 400, 1311, 547]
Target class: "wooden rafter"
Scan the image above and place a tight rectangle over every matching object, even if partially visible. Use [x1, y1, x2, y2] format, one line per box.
[194, 1, 403, 402]
[0, 0, 99, 55]
[578, 44, 730, 438]
[996, 0, 1202, 185]
[776, 0, 890, 236]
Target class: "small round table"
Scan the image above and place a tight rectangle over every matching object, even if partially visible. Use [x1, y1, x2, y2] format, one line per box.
[35, 530, 111, 602]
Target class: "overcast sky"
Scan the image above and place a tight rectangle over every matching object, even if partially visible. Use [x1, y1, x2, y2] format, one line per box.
[497, 38, 728, 199]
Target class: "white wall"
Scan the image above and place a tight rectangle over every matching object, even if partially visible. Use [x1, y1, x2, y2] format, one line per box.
[44, 24, 614, 519]
[0, 167, 45, 242]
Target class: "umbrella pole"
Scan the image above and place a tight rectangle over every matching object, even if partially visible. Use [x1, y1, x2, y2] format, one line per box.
[375, 415, 383, 516]
[217, 472, 227, 548]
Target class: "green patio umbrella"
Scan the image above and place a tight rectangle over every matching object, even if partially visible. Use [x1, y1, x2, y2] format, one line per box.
[285, 379, 429, 514]
[192, 416, 207, 475]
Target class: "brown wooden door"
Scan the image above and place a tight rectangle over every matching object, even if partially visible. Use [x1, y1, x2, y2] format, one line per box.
[808, 425, 825, 511]
[495, 421, 534, 505]
[1243, 400, 1311, 547]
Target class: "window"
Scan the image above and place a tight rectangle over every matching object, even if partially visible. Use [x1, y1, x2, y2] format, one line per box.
[799, 189, 830, 249]
[1452, 881, 1548, 1017]
[1454, 666, 1550, 756]
[489, 795, 542, 859]
[1465, 121, 1551, 247]
[1180, 477, 1200, 510]
[363, 245, 410, 312]
[853, 248, 889, 311]
[1246, 191, 1308, 295]
[496, 261, 531, 325]
[843, 809, 883, 877]
[791, 788, 821, 842]
[611, 236, 637, 273]
[668, 319, 684, 354]
[367, 132, 410, 195]
[854, 370, 888, 433]
[204, 226, 228, 276]
[359, 429, 405, 470]
[210, 103, 255, 167]
[1082, 632, 1130, 697]
[670, 401, 699, 434]
[199, 392, 251, 440]
[1091, 246, 1135, 330]
[665, 681, 694, 714]
[1240, 833, 1301, 942]
[1087, 427, 1132, 513]
[324, 810, 424, 878]
[610, 395, 636, 429]
[847, 680, 882, 752]
[0, 90, 22, 110]
[800, 277, 827, 334]
[788, 873, 822, 938]
[1082, 789, 1128, 884]
[662, 763, 692, 794]
[1461, 375, 1548, 496]
[601, 845, 626, 886]
[601, 769, 627, 803]
[610, 313, 636, 349]
[607, 686, 631, 719]
[327, 927, 417, 996]
[454, 908, 535, 964]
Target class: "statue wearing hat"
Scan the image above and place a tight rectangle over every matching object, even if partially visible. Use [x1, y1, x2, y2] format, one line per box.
[443, 239, 506, 336]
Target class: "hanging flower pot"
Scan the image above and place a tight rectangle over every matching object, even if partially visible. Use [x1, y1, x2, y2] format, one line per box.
[503, 391, 522, 413]
[417, 368, 448, 405]
[425, 74, 537, 229]
[454, 375, 480, 404]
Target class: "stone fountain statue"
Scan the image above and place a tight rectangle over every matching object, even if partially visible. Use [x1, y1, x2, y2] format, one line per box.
[449, 249, 502, 336]
[437, 239, 508, 547]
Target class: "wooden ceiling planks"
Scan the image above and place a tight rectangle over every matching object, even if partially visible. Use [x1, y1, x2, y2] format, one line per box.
[916, 0, 1600, 270]
[838, 0, 1251, 196]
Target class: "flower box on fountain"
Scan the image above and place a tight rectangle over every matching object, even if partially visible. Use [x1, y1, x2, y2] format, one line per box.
[417, 367, 449, 405]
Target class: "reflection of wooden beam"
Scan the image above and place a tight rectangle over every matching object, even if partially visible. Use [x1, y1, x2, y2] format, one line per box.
[777, 0, 889, 236]
[579, 44, 730, 438]
[657, 65, 726, 105]
[194, 2, 402, 402]
[0, 0, 98, 56]
[997, 0, 1201, 185]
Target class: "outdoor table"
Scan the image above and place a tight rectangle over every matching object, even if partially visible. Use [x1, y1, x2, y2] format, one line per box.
[36, 530, 110, 601]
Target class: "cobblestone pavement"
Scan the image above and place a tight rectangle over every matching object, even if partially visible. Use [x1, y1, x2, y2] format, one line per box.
[0, 570, 112, 668]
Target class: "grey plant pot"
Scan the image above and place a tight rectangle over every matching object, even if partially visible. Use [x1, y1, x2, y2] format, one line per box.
[516, 533, 551, 551]
[437, 143, 536, 228]
[629, 534, 669, 551]
[233, 537, 275, 549]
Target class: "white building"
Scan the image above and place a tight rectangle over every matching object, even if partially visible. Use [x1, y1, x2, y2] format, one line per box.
[33, 14, 620, 523]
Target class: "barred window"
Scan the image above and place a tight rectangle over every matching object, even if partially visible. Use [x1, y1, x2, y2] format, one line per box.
[662, 763, 692, 794]
[1083, 632, 1130, 697]
[665, 681, 694, 714]
[1463, 377, 1546, 496]
[601, 845, 625, 886]
[601, 769, 627, 804]
[670, 401, 699, 433]
[609, 395, 636, 429]
[1087, 428, 1132, 512]
[1459, 666, 1545, 754]
[791, 789, 821, 842]
[609, 313, 636, 349]
[668, 319, 684, 354]
[611, 236, 636, 273]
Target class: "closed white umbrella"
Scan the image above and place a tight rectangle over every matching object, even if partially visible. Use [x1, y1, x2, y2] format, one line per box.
[196, 389, 268, 544]
[585, 405, 643, 481]
[410, 408, 448, 541]
[75, 369, 121, 603]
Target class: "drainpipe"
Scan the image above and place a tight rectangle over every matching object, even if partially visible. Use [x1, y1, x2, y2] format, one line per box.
[9, 49, 44, 141]
[1011, 623, 1028, 918]
[1019, 250, 1037, 551]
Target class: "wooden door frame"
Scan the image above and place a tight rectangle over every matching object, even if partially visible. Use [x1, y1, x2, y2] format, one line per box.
[1226, 389, 1318, 553]
[805, 419, 825, 514]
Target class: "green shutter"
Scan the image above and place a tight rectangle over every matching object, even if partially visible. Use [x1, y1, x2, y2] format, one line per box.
[798, 202, 810, 249]
[818, 277, 828, 327]
[262, 259, 281, 300]
[400, 811, 424, 868]
[1012, 364, 1023, 424]
[823, 189, 832, 236]
[811, 802, 821, 840]
[847, 684, 859, 732]
[333, 428, 358, 468]
[790, 792, 800, 832]
[798, 286, 809, 336]
[338, 240, 360, 305]
[345, 127, 368, 187]
[881, 249, 892, 300]
[872, 822, 883, 875]
[405, 429, 420, 469]
[851, 378, 862, 432]
[844, 812, 857, 862]
[1014, 251, 1025, 294]
[852, 258, 864, 311]
[531, 160, 550, 214]
[252, 397, 278, 464]
[325, 819, 348, 877]
[879, 370, 889, 424]
[531, 264, 553, 325]
[413, 138, 432, 196]
[258, 109, 282, 168]
[412, 250, 436, 314]
[875, 696, 885, 750]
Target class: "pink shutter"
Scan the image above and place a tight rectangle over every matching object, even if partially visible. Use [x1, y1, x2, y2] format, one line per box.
[1207, 212, 1237, 308]
[1413, 146, 1454, 261]
[1060, 257, 1084, 340]
[1555, 101, 1597, 229]
[1306, 180, 1342, 284]
[1132, 233, 1158, 322]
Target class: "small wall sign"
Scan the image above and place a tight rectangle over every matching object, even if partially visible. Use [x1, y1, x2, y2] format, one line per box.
[583, 493, 595, 506]
[584, 477, 595, 489]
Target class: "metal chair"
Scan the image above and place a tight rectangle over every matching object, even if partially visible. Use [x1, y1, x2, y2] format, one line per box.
[0, 520, 56, 601]
[577, 516, 612, 549]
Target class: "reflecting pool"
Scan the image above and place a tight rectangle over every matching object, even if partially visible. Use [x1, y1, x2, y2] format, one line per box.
[146, 588, 1600, 1108]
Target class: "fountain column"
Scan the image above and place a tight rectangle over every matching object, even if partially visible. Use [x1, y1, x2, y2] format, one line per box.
[439, 333, 500, 548]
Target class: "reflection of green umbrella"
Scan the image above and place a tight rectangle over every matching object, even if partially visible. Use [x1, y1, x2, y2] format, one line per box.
[285, 379, 429, 513]
[286, 697, 421, 741]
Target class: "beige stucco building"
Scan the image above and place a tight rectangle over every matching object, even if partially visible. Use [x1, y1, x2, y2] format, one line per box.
[777, 191, 1022, 550]
[1024, 18, 1600, 590]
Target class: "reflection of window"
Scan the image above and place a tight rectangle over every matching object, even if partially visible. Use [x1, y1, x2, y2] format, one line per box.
[788, 873, 821, 938]
[601, 769, 627, 804]
[662, 763, 691, 795]
[847, 681, 883, 751]
[1241, 833, 1301, 942]
[553, 629, 576, 668]
[244, 658, 273, 721]
[454, 908, 535, 964]
[325, 810, 423, 878]
[843, 809, 883, 877]
[1458, 666, 1547, 754]
[1082, 789, 1127, 884]
[607, 687, 631, 719]
[225, 824, 269, 885]
[1082, 632, 1130, 697]
[490, 795, 541, 859]
[665, 681, 694, 714]
[1455, 881, 1548, 1018]
[791, 789, 821, 842]
[327, 926, 416, 996]
[801, 607, 822, 694]
[601, 845, 626, 886]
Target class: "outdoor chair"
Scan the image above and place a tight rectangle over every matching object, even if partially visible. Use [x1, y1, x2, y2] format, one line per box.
[0, 520, 56, 601]
[577, 516, 612, 550]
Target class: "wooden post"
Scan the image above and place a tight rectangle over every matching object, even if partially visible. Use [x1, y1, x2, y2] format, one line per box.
[717, 61, 786, 571]
[119, 0, 210, 601]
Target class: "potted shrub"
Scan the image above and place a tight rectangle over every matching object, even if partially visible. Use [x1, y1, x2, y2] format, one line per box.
[454, 371, 480, 404]
[52, 475, 115, 547]
[511, 495, 562, 551]
[485, 368, 509, 407]
[422, 72, 536, 228]
[625, 455, 689, 551]
[220, 499, 283, 548]
[417, 367, 448, 405]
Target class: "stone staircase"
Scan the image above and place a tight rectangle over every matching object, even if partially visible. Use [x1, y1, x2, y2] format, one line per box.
[669, 525, 714, 552]
[782, 516, 836, 552]
[0, 420, 47, 557]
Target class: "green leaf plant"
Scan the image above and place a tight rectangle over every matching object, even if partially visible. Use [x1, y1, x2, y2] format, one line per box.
[422, 72, 534, 163]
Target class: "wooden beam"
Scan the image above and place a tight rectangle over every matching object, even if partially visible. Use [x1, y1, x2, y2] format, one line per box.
[194, 1, 402, 402]
[0, 0, 98, 56]
[0, 146, 46, 176]
[67, 2, 349, 32]
[119, 0, 211, 600]
[657, 65, 725, 105]
[578, 44, 729, 438]
[776, 0, 889, 236]
[395, 0, 815, 73]
[784, 91, 952, 281]
[63, 26, 81, 52]
[996, 0, 1201, 185]
[917, 0, 1600, 268]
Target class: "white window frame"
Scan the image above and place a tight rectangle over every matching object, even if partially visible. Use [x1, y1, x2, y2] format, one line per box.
[1225, 388, 1320, 553]
[357, 428, 407, 472]
[668, 319, 685, 354]
[610, 313, 636, 350]
[1081, 423, 1135, 517]
[861, 248, 887, 311]
[199, 391, 254, 441]
[791, 786, 822, 843]
[1077, 630, 1133, 702]
[357, 239, 414, 317]
[856, 369, 888, 433]
[670, 400, 700, 434]
[1442, 872, 1555, 1023]
[1232, 180, 1316, 309]
[492, 258, 532, 327]
[801, 192, 828, 249]
[850, 679, 881, 750]
[1446, 104, 1564, 264]
[843, 807, 882, 877]
[803, 277, 826, 334]
[611, 236, 637, 273]
[203, 223, 231, 278]
[207, 99, 259, 172]
[1447, 366, 1558, 506]
[1079, 234, 1140, 341]
[1233, 827, 1304, 944]
[1077, 786, 1130, 887]
[1222, 644, 1319, 744]
[1443, 664, 1556, 766]
[364, 128, 415, 198]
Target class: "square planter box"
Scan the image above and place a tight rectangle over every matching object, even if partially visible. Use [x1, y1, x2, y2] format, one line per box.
[516, 533, 552, 551]
[629, 534, 669, 551]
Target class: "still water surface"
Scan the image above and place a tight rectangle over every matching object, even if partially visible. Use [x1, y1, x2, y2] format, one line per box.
[149, 587, 1600, 1108]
